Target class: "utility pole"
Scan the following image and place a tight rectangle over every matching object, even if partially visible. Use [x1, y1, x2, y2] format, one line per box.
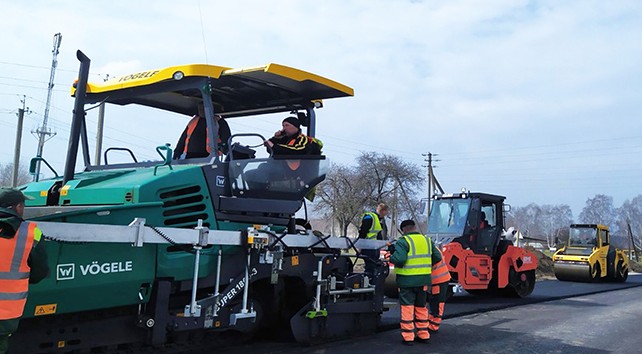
[627, 221, 639, 261]
[12, 96, 30, 187]
[422, 152, 444, 227]
[391, 179, 398, 239]
[33, 33, 62, 180]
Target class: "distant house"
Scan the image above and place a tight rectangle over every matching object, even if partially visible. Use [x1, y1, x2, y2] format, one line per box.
[506, 229, 550, 250]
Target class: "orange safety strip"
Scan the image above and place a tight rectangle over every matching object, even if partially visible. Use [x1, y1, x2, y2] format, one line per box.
[415, 306, 430, 340]
[182, 116, 211, 156]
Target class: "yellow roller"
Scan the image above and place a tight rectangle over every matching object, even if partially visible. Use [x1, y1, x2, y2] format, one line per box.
[553, 224, 629, 283]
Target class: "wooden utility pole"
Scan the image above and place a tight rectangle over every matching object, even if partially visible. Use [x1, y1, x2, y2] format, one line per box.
[12, 109, 25, 187]
[391, 179, 398, 239]
[422, 152, 445, 227]
[627, 221, 639, 261]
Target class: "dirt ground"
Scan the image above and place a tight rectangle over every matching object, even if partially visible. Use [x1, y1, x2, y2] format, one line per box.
[629, 260, 642, 273]
[524, 246, 555, 280]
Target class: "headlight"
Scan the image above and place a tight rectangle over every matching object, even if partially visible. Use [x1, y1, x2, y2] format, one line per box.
[172, 71, 184, 80]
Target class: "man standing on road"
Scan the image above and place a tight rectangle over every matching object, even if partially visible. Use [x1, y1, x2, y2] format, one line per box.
[0, 188, 49, 354]
[389, 219, 441, 345]
[427, 245, 451, 333]
[358, 203, 389, 275]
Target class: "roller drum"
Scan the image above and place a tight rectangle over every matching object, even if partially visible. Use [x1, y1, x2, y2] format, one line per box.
[554, 261, 593, 282]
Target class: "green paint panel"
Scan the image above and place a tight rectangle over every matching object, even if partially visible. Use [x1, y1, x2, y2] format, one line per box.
[24, 241, 157, 318]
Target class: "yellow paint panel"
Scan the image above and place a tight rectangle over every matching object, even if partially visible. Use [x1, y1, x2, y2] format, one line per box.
[40, 190, 48, 197]
[34, 303, 57, 316]
[72, 64, 231, 95]
[224, 63, 354, 97]
[60, 185, 70, 196]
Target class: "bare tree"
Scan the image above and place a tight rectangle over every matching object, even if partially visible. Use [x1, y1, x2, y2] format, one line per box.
[616, 195, 642, 250]
[315, 152, 424, 236]
[0, 162, 31, 187]
[315, 163, 369, 236]
[541, 204, 573, 248]
[356, 152, 424, 217]
[579, 194, 617, 229]
[507, 203, 572, 248]
[506, 203, 543, 238]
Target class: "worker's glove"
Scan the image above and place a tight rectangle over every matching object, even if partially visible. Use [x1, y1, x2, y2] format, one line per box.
[386, 242, 396, 255]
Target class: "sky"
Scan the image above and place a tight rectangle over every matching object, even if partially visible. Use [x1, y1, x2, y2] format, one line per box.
[0, 0, 641, 218]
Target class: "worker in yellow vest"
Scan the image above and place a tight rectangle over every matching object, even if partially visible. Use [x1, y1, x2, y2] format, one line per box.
[389, 219, 441, 346]
[0, 188, 49, 353]
[358, 203, 389, 275]
[427, 246, 451, 333]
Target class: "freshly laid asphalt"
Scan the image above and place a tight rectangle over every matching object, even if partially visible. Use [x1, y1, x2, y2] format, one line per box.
[215, 274, 642, 354]
[380, 274, 642, 330]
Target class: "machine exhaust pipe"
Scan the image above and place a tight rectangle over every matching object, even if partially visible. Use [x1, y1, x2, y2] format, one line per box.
[63, 50, 91, 185]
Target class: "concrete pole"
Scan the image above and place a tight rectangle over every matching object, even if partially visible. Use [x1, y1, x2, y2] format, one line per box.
[11, 108, 25, 187]
[424, 152, 434, 229]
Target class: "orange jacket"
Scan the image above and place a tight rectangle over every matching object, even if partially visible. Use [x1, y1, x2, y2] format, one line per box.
[430, 249, 451, 285]
[0, 222, 39, 320]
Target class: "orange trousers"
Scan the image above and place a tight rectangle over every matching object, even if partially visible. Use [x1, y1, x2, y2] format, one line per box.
[399, 286, 429, 342]
[428, 282, 448, 331]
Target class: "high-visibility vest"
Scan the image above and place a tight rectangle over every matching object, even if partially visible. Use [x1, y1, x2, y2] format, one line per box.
[430, 249, 451, 285]
[0, 221, 41, 320]
[363, 212, 382, 239]
[395, 233, 432, 276]
[182, 115, 211, 157]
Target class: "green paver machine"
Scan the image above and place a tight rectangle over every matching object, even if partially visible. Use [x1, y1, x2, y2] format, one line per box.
[10, 51, 389, 353]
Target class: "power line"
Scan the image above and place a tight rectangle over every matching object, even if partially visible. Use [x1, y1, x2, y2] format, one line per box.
[0, 60, 106, 76]
[0, 75, 67, 87]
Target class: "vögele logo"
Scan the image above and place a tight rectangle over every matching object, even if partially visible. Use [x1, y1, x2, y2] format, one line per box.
[57, 263, 75, 280]
[55, 261, 133, 280]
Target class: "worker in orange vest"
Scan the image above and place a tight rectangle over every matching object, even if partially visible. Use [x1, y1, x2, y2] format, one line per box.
[0, 188, 49, 353]
[173, 102, 231, 159]
[427, 246, 451, 333]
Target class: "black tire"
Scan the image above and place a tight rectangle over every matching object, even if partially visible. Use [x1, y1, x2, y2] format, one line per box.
[615, 261, 629, 283]
[591, 262, 601, 282]
[507, 269, 535, 298]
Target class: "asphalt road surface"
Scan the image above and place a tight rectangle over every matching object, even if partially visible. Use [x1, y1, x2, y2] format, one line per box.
[216, 274, 642, 354]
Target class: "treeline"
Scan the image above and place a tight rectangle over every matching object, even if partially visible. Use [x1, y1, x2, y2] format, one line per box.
[0, 162, 31, 187]
[314, 152, 425, 237]
[506, 194, 642, 250]
[314, 153, 642, 250]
